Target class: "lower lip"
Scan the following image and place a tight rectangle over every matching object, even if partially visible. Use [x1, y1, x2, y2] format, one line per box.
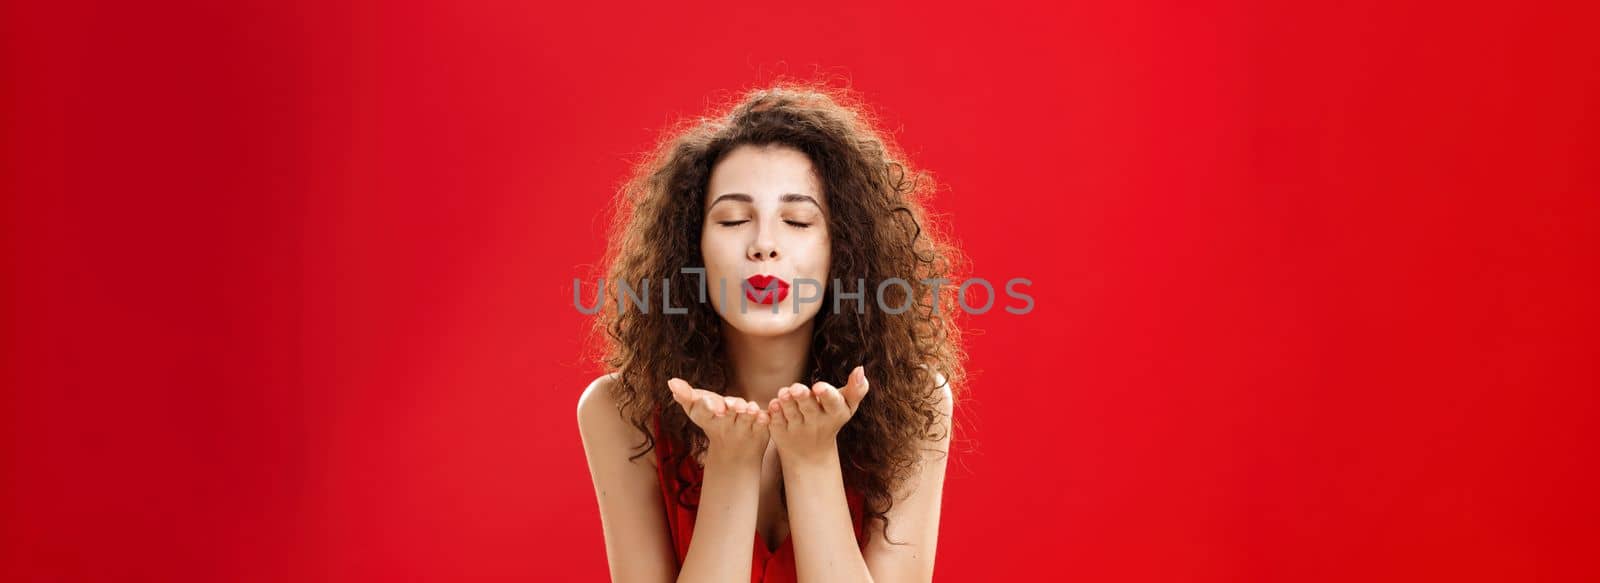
[744, 279, 791, 305]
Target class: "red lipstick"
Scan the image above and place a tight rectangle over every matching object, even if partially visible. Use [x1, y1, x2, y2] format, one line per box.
[744, 274, 791, 305]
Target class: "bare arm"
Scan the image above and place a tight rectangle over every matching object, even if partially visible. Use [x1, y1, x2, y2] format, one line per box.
[783, 445, 873, 582]
[578, 375, 678, 583]
[771, 369, 954, 583]
[580, 375, 770, 583]
[859, 379, 952, 583]
[677, 445, 762, 582]
[665, 378, 774, 583]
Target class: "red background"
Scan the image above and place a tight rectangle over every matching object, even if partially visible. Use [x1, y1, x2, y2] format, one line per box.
[3, 0, 1596, 581]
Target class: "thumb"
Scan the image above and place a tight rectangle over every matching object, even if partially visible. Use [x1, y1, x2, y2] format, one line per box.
[842, 366, 870, 413]
[667, 378, 691, 407]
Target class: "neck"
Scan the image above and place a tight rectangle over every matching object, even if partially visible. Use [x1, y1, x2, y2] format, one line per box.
[721, 320, 814, 406]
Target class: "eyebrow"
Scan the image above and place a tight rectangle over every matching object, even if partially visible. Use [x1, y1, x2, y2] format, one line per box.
[708, 192, 823, 210]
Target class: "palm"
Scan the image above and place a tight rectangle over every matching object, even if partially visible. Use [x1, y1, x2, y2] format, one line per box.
[667, 378, 770, 459]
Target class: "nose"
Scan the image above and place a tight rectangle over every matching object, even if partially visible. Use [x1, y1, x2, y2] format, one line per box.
[748, 241, 779, 261]
[747, 224, 779, 261]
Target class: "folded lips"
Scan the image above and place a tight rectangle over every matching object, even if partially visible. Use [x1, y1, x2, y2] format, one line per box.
[746, 274, 789, 290]
[744, 275, 791, 304]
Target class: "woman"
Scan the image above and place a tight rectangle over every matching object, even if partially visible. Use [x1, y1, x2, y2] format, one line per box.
[577, 82, 966, 583]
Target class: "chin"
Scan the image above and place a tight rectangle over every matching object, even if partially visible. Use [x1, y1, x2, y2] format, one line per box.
[716, 302, 819, 337]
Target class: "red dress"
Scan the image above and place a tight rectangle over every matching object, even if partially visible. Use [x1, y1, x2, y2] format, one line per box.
[652, 411, 868, 583]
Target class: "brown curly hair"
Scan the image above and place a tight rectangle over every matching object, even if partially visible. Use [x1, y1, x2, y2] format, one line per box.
[587, 80, 966, 546]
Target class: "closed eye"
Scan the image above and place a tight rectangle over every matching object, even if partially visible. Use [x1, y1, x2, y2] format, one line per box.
[717, 220, 750, 227]
[785, 220, 813, 229]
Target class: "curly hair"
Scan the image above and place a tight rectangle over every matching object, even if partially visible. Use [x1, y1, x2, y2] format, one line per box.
[588, 80, 967, 546]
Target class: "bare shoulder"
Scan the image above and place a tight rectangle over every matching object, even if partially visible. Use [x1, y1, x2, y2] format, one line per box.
[934, 370, 954, 414]
[576, 372, 622, 424]
[930, 369, 954, 452]
[576, 372, 657, 469]
[921, 365, 955, 419]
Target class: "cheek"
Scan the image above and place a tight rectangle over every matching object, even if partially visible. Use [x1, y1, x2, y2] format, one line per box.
[798, 230, 832, 276]
[700, 229, 741, 270]
[700, 228, 727, 254]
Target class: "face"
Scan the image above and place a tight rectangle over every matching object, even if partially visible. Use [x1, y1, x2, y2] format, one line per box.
[700, 144, 831, 338]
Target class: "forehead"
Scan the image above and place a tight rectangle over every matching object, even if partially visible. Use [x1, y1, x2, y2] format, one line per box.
[705, 144, 826, 210]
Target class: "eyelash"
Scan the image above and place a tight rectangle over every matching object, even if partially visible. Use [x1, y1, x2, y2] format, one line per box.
[716, 220, 813, 229]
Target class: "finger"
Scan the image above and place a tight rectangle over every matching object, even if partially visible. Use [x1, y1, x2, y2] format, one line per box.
[667, 378, 690, 406]
[812, 382, 846, 415]
[842, 366, 870, 414]
[794, 382, 823, 417]
[808, 382, 836, 414]
[742, 401, 762, 429]
[767, 399, 787, 429]
[779, 384, 806, 423]
[670, 380, 705, 420]
[704, 394, 726, 417]
[681, 391, 710, 424]
[730, 400, 751, 431]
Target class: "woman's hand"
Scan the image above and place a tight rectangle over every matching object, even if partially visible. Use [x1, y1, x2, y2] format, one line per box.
[767, 366, 870, 464]
[667, 377, 770, 463]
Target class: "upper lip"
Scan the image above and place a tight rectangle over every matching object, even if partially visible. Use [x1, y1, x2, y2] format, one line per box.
[745, 274, 790, 290]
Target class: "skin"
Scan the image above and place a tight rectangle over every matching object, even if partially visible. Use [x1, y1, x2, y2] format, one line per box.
[578, 144, 952, 583]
